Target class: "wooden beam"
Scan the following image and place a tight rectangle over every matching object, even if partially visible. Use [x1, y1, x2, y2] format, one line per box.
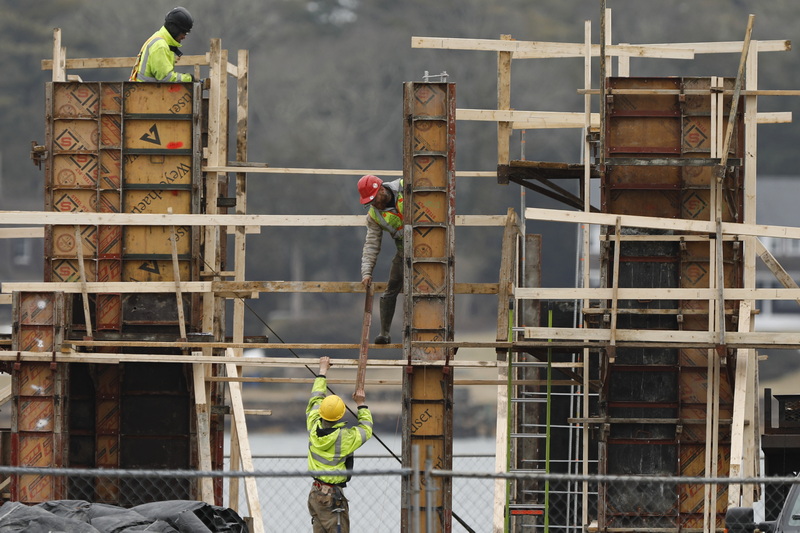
[459, 107, 786, 126]
[0, 228, 44, 239]
[225, 360, 264, 533]
[517, 286, 800, 300]
[521, 326, 800, 347]
[411, 36, 695, 59]
[41, 54, 211, 71]
[7, 350, 505, 367]
[0, 211, 507, 227]
[458, 108, 600, 129]
[525, 207, 800, 240]
[192, 361, 214, 503]
[2, 280, 499, 295]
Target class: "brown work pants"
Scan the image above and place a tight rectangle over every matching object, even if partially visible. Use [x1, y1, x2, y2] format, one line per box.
[308, 482, 350, 533]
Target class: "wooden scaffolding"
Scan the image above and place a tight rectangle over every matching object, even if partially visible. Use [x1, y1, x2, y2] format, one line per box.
[0, 6, 799, 532]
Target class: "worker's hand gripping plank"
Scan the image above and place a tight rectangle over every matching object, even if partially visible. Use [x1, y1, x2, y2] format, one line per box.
[355, 282, 374, 397]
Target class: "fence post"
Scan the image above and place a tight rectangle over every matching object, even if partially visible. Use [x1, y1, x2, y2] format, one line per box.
[412, 445, 421, 533]
[425, 445, 435, 533]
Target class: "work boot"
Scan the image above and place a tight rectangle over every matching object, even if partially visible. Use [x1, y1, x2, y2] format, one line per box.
[374, 296, 396, 344]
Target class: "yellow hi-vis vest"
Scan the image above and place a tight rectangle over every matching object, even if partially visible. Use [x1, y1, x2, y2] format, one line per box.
[306, 376, 373, 486]
[368, 178, 404, 246]
[130, 26, 192, 83]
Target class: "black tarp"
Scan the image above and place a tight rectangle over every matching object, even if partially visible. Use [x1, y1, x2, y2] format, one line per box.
[0, 500, 248, 533]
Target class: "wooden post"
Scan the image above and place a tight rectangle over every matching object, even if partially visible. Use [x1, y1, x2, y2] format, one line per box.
[73, 225, 93, 338]
[497, 35, 512, 166]
[355, 283, 373, 395]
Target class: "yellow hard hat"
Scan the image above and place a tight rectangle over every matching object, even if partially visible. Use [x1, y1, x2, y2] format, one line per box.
[319, 395, 345, 421]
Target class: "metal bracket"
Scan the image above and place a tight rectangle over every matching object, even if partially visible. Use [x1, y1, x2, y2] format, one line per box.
[30, 141, 48, 170]
[422, 70, 449, 83]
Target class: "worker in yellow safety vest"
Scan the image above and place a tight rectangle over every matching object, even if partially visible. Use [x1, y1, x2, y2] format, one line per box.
[307, 356, 373, 533]
[130, 7, 195, 83]
[358, 174, 404, 344]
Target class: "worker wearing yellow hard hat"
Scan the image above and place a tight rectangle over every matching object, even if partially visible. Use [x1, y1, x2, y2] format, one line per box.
[306, 356, 373, 532]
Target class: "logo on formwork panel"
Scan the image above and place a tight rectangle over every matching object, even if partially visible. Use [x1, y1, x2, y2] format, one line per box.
[684, 263, 708, 286]
[682, 192, 708, 219]
[683, 123, 708, 150]
[414, 85, 437, 105]
[140, 124, 162, 145]
[54, 129, 85, 150]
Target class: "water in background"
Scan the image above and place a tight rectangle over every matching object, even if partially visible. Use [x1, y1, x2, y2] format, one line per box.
[226, 433, 498, 532]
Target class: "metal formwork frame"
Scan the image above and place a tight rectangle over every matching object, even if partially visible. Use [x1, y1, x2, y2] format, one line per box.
[401, 81, 457, 533]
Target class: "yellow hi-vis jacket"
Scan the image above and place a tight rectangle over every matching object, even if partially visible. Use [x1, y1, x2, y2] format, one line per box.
[130, 26, 192, 82]
[307, 376, 373, 486]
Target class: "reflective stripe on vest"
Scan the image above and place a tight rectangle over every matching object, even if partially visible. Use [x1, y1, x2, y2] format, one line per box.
[368, 181, 404, 239]
[131, 36, 170, 82]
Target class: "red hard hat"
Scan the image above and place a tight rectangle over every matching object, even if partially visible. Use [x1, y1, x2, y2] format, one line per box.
[358, 174, 383, 204]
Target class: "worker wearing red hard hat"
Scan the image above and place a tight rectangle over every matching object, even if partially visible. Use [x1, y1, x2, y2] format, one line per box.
[307, 356, 373, 533]
[357, 174, 404, 344]
[130, 7, 196, 83]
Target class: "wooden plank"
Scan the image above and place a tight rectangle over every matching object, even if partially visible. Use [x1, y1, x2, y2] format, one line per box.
[41, 54, 211, 71]
[645, 40, 790, 54]
[2, 280, 499, 295]
[0, 211, 507, 227]
[66, 339, 513, 350]
[497, 35, 512, 165]
[457, 108, 600, 129]
[169, 224, 187, 340]
[202, 166, 497, 178]
[52, 29, 65, 81]
[524, 207, 800, 240]
[11, 350, 505, 367]
[411, 36, 695, 59]
[74, 225, 93, 338]
[355, 283, 373, 394]
[192, 361, 214, 503]
[225, 360, 264, 533]
[609, 217, 621, 346]
[0, 228, 44, 239]
[517, 286, 800, 300]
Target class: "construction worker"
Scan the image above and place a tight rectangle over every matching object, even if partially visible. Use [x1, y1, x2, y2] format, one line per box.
[130, 7, 195, 83]
[358, 174, 403, 344]
[307, 356, 373, 533]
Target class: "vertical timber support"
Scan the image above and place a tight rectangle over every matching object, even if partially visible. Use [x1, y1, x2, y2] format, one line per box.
[401, 81, 456, 533]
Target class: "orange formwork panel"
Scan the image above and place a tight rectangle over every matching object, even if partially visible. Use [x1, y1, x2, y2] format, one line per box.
[598, 77, 743, 531]
[10, 292, 67, 504]
[402, 81, 456, 533]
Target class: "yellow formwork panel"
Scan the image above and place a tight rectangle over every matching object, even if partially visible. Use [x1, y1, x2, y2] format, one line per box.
[52, 83, 100, 117]
[123, 259, 191, 282]
[124, 154, 193, 186]
[123, 226, 191, 255]
[50, 225, 97, 257]
[123, 83, 192, 115]
[52, 120, 99, 151]
[124, 189, 192, 215]
[410, 330, 448, 361]
[50, 259, 97, 283]
[411, 155, 448, 188]
[410, 226, 446, 257]
[411, 84, 448, 116]
[123, 119, 192, 152]
[52, 154, 99, 188]
[412, 263, 446, 295]
[412, 121, 447, 153]
[410, 191, 448, 225]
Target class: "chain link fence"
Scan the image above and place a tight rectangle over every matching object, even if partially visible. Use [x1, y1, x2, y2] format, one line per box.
[0, 461, 799, 532]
